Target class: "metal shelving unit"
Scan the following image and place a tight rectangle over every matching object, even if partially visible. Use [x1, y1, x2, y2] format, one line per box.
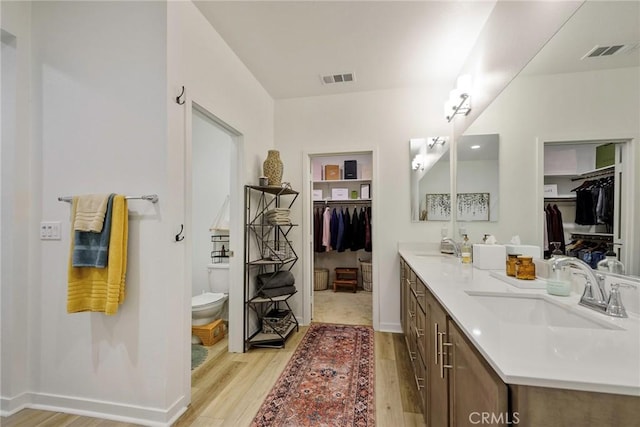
[243, 185, 299, 351]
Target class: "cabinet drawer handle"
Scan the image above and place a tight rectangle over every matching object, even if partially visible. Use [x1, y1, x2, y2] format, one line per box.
[409, 351, 417, 362]
[414, 374, 425, 390]
[438, 331, 454, 378]
[414, 327, 424, 339]
[434, 323, 439, 365]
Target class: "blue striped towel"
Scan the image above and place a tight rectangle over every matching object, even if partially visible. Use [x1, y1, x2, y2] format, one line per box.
[72, 194, 115, 268]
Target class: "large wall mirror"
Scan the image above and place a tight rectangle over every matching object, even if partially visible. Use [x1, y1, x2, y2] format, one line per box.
[410, 137, 450, 222]
[411, 134, 499, 223]
[456, 134, 499, 222]
[461, 1, 638, 275]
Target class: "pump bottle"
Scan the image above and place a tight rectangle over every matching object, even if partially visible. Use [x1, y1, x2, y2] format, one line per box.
[461, 234, 472, 264]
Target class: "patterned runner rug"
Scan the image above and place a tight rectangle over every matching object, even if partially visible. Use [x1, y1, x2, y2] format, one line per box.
[252, 323, 375, 426]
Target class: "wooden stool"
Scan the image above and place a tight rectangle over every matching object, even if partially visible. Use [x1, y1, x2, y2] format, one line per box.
[192, 319, 225, 346]
[333, 267, 358, 293]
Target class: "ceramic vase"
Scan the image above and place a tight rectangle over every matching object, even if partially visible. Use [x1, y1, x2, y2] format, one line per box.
[263, 150, 283, 187]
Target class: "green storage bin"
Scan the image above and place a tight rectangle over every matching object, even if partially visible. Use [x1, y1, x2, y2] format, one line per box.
[595, 143, 615, 169]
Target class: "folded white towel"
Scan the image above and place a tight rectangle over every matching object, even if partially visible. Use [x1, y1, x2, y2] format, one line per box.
[73, 194, 111, 232]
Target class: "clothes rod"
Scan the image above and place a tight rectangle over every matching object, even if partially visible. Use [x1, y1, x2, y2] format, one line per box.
[314, 199, 371, 204]
[58, 194, 159, 204]
[570, 168, 615, 181]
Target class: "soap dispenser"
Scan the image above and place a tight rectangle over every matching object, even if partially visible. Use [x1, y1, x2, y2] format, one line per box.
[597, 245, 625, 275]
[461, 234, 472, 264]
[546, 242, 571, 296]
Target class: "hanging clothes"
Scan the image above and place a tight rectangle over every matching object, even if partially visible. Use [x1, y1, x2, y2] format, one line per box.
[572, 176, 614, 231]
[330, 208, 339, 251]
[336, 209, 345, 252]
[313, 207, 322, 252]
[364, 206, 372, 252]
[357, 207, 367, 250]
[350, 207, 361, 251]
[322, 207, 331, 251]
[545, 204, 565, 254]
[342, 208, 351, 252]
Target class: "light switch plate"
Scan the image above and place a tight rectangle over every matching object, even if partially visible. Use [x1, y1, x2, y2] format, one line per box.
[40, 221, 61, 240]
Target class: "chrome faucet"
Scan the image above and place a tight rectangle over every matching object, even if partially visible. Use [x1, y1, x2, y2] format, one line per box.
[550, 257, 617, 316]
[440, 237, 461, 257]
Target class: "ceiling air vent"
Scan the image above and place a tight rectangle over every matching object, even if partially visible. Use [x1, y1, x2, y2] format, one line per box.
[582, 43, 637, 59]
[320, 72, 355, 85]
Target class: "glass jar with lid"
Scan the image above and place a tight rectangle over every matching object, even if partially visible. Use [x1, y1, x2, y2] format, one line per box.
[506, 254, 520, 277]
[515, 256, 536, 280]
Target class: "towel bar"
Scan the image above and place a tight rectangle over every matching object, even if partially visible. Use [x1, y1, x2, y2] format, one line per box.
[58, 194, 159, 203]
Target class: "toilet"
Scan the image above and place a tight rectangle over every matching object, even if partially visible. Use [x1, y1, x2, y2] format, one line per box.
[192, 264, 229, 343]
[191, 291, 228, 326]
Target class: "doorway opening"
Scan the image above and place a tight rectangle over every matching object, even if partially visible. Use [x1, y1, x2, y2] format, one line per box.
[306, 151, 375, 327]
[541, 138, 635, 274]
[186, 102, 244, 390]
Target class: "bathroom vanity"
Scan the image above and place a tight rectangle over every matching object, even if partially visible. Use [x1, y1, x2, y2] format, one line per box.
[399, 245, 640, 426]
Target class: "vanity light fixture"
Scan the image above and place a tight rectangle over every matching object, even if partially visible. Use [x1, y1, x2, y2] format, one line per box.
[412, 155, 424, 171]
[428, 136, 448, 149]
[444, 74, 472, 122]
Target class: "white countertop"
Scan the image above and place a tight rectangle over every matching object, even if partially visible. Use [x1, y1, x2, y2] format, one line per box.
[399, 245, 640, 396]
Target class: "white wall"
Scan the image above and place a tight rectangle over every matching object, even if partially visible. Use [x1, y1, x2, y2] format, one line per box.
[1, 0, 35, 414]
[457, 159, 499, 222]
[465, 67, 639, 274]
[28, 1, 178, 423]
[166, 0, 275, 385]
[276, 86, 451, 331]
[1, 0, 275, 423]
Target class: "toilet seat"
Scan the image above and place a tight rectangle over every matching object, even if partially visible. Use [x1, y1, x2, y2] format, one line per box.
[192, 292, 226, 308]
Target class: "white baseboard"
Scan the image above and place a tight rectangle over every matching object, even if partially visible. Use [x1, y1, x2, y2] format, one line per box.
[1, 391, 189, 427]
[378, 322, 402, 333]
[1, 391, 30, 417]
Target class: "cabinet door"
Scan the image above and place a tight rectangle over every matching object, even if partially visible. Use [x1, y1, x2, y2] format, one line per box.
[427, 291, 449, 427]
[448, 321, 508, 427]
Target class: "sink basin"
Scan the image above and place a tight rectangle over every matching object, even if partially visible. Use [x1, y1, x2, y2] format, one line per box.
[465, 291, 623, 330]
[413, 253, 455, 260]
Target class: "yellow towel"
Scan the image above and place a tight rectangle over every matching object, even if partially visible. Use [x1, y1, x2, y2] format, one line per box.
[73, 194, 111, 232]
[67, 195, 128, 315]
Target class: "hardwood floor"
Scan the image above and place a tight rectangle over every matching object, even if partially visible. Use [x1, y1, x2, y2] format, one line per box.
[1, 291, 424, 426]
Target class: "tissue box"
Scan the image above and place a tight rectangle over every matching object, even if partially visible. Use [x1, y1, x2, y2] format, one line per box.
[504, 245, 541, 259]
[473, 244, 506, 270]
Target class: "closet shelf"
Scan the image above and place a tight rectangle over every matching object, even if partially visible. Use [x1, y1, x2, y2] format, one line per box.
[545, 165, 615, 181]
[544, 195, 576, 202]
[313, 179, 371, 183]
[570, 165, 615, 181]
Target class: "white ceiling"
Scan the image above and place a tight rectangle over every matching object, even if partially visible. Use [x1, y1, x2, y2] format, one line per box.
[521, 1, 640, 76]
[194, 1, 497, 99]
[194, 1, 639, 100]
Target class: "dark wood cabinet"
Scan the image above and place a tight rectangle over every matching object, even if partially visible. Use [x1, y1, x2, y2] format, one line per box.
[448, 321, 508, 426]
[427, 290, 449, 427]
[401, 256, 507, 427]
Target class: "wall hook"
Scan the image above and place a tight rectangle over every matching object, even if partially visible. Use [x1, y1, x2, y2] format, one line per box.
[176, 86, 185, 105]
[175, 224, 185, 242]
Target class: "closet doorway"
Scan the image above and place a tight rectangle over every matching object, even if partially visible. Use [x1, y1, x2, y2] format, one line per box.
[541, 139, 634, 274]
[303, 151, 376, 328]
